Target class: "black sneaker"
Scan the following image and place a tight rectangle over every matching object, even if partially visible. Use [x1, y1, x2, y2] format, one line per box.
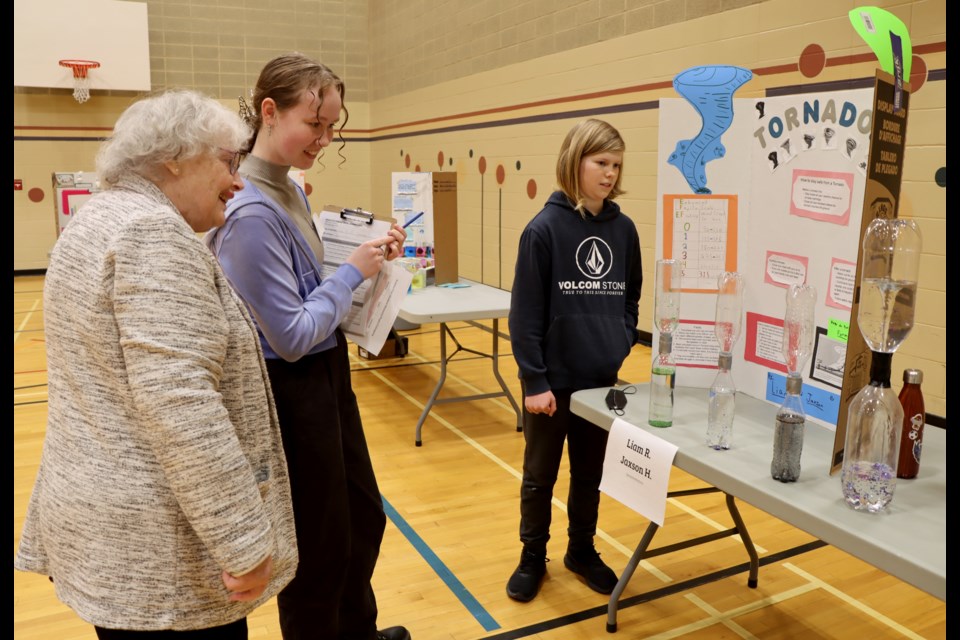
[563, 546, 618, 595]
[376, 626, 411, 640]
[506, 549, 548, 602]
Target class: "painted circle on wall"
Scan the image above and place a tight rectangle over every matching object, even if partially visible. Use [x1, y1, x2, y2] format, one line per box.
[799, 44, 826, 78]
[478, 157, 487, 174]
[910, 54, 927, 92]
[526, 179, 537, 199]
[415, 164, 421, 172]
[405, 154, 411, 168]
[304, 183, 313, 196]
[935, 167, 946, 187]
[438, 151, 444, 168]
[496, 165, 505, 185]
[28, 188, 44, 203]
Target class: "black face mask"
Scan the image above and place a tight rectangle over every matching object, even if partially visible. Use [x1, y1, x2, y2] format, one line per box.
[606, 388, 628, 415]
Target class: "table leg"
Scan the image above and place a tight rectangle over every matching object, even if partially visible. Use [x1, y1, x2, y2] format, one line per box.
[726, 493, 760, 588]
[414, 322, 449, 446]
[607, 521, 660, 633]
[605, 489, 759, 632]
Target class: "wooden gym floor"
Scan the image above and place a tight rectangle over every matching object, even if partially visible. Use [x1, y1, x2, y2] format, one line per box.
[14, 274, 945, 639]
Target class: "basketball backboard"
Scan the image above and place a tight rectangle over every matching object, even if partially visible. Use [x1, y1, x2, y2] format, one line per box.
[14, 0, 151, 92]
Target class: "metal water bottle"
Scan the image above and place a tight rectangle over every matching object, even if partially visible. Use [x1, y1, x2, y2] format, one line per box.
[896, 369, 924, 479]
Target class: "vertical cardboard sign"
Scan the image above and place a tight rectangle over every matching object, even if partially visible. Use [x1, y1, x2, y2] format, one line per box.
[831, 70, 910, 474]
[432, 172, 459, 284]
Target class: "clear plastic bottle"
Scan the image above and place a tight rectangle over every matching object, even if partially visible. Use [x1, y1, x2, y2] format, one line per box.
[896, 368, 924, 479]
[857, 218, 922, 354]
[771, 375, 805, 481]
[706, 353, 735, 449]
[705, 272, 743, 448]
[842, 352, 902, 512]
[771, 284, 816, 481]
[648, 334, 676, 428]
[841, 218, 921, 512]
[649, 259, 680, 428]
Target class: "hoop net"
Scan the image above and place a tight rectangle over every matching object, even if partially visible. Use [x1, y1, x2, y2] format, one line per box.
[59, 60, 100, 104]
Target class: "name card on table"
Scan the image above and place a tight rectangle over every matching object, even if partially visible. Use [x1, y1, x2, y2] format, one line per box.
[599, 418, 678, 526]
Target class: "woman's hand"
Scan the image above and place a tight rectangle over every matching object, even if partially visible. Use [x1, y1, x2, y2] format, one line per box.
[222, 555, 273, 602]
[525, 390, 556, 416]
[346, 235, 396, 279]
[384, 223, 407, 261]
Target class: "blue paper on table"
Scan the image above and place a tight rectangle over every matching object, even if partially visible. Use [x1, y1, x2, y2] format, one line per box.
[765, 371, 840, 425]
[438, 283, 470, 289]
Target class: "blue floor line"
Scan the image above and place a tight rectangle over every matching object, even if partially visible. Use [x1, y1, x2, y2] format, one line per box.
[381, 494, 500, 632]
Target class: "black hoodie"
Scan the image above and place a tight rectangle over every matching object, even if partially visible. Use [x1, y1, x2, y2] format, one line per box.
[509, 191, 643, 395]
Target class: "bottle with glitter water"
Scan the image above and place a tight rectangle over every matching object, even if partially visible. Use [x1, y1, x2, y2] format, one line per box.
[841, 218, 921, 512]
[706, 272, 744, 449]
[648, 259, 680, 428]
[841, 352, 902, 512]
[771, 284, 816, 481]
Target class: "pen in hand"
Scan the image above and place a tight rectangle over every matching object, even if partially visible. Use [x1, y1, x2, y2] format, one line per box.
[402, 211, 425, 229]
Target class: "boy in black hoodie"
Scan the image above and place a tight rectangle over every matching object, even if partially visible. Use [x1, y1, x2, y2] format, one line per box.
[506, 118, 643, 602]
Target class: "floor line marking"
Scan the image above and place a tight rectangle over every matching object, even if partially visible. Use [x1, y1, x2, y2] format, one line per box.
[381, 494, 500, 632]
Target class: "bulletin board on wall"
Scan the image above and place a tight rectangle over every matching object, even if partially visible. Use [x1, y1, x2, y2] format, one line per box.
[52, 171, 100, 238]
[654, 88, 875, 429]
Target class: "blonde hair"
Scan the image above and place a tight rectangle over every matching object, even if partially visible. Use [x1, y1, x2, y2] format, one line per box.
[555, 119, 626, 214]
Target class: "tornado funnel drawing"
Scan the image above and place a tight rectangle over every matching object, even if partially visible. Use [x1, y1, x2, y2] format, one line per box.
[668, 65, 752, 194]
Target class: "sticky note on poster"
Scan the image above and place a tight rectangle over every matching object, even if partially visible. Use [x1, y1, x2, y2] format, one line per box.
[828, 318, 849, 342]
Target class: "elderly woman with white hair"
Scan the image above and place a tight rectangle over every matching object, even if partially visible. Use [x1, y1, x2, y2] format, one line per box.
[14, 90, 297, 639]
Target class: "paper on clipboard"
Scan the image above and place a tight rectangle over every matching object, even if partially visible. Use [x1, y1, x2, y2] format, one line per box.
[318, 206, 413, 355]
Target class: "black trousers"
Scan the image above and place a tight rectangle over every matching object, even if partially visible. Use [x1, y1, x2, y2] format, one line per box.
[266, 331, 387, 640]
[518, 388, 610, 556]
[95, 620, 246, 639]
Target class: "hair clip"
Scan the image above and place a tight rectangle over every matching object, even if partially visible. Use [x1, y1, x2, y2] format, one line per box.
[238, 95, 254, 125]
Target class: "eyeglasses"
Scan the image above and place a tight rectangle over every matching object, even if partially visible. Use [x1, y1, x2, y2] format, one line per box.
[219, 148, 244, 175]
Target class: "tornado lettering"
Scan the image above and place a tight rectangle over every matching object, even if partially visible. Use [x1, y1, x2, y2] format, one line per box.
[668, 65, 753, 194]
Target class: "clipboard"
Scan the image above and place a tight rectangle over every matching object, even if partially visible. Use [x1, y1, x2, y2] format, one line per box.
[338, 206, 375, 224]
[317, 205, 413, 356]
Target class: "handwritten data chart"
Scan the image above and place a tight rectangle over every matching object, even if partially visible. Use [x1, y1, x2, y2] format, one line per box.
[663, 194, 738, 292]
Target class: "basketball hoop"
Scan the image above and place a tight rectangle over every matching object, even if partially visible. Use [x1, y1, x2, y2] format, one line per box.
[59, 60, 100, 104]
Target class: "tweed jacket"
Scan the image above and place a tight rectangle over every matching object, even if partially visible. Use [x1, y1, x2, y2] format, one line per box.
[14, 175, 298, 630]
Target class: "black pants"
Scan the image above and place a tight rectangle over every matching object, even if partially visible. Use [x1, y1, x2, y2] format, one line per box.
[266, 331, 387, 640]
[95, 620, 246, 639]
[518, 388, 610, 556]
